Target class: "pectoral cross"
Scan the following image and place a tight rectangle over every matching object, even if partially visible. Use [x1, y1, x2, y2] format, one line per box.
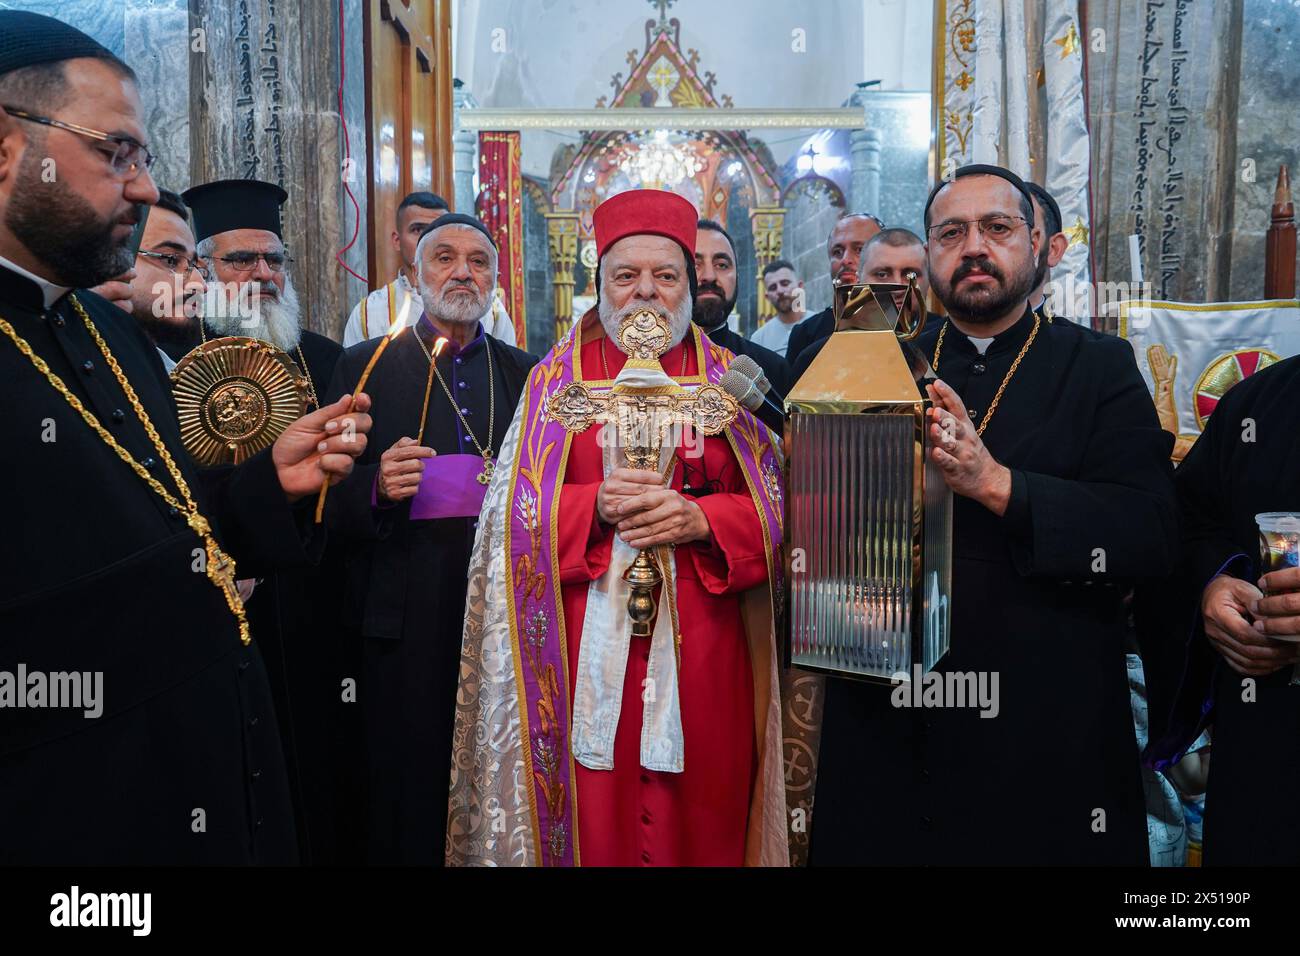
[188, 512, 251, 645]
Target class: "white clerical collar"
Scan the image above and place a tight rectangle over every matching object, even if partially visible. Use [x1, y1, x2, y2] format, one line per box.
[0, 253, 70, 309]
[966, 336, 995, 355]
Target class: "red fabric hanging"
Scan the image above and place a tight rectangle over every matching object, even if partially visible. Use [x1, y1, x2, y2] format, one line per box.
[476, 131, 527, 349]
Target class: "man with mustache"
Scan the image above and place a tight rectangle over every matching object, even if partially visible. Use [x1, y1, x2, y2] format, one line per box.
[342, 191, 517, 348]
[692, 218, 791, 398]
[790, 228, 938, 381]
[173, 179, 341, 405]
[0, 11, 372, 864]
[174, 179, 356, 863]
[448, 189, 788, 866]
[120, 188, 207, 369]
[749, 259, 806, 358]
[807, 164, 1177, 864]
[324, 213, 537, 864]
[784, 212, 883, 367]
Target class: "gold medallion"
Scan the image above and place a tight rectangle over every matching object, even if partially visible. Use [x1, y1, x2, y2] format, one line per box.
[171, 336, 311, 466]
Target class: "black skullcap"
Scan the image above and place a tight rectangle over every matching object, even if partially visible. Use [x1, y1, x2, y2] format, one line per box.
[1022, 181, 1062, 235]
[0, 11, 116, 76]
[418, 212, 497, 248]
[924, 163, 1036, 229]
[182, 179, 288, 242]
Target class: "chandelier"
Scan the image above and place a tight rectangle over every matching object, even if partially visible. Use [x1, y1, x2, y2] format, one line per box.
[616, 131, 704, 189]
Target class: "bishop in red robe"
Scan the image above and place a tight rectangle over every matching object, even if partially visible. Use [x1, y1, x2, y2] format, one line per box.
[447, 190, 788, 867]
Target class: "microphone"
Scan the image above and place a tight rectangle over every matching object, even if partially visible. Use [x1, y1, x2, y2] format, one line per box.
[720, 354, 785, 434]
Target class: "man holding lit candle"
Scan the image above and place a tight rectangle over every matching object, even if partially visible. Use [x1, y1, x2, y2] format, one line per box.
[0, 11, 374, 863]
[324, 212, 537, 864]
[178, 178, 352, 863]
[1140, 360, 1300, 864]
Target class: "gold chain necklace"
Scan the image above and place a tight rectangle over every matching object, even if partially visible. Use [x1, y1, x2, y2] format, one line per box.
[414, 328, 497, 486]
[1, 297, 250, 644]
[931, 313, 1041, 438]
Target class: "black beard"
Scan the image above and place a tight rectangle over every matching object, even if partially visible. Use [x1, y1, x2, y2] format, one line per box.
[691, 285, 736, 328]
[937, 255, 1036, 325]
[134, 311, 200, 350]
[1031, 245, 1049, 292]
[4, 145, 135, 288]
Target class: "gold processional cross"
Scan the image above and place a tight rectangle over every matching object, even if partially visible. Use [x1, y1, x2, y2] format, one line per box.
[546, 310, 738, 636]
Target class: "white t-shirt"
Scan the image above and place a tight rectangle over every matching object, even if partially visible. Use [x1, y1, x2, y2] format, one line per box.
[749, 314, 807, 357]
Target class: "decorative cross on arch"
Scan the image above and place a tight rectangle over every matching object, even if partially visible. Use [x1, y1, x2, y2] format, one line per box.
[649, 0, 677, 27]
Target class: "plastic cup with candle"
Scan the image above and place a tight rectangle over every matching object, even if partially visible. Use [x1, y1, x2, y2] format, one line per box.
[1256, 511, 1300, 684]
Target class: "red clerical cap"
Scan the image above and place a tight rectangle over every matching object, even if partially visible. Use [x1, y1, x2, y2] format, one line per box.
[592, 189, 699, 259]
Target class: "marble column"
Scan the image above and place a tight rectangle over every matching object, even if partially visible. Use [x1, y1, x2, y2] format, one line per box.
[544, 210, 580, 342]
[861, 128, 882, 217]
[847, 82, 882, 217]
[187, 0, 365, 340]
[849, 127, 872, 216]
[26, 0, 192, 196]
[452, 84, 479, 215]
[124, 0, 192, 195]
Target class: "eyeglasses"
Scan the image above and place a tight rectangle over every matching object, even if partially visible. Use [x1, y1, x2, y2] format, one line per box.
[927, 215, 1029, 249]
[2, 105, 154, 179]
[138, 249, 208, 279]
[211, 251, 293, 274]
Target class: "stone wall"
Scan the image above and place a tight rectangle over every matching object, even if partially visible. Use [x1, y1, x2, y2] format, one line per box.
[189, 0, 367, 339]
[1086, 0, 1300, 305]
[13, 0, 369, 341]
[782, 178, 846, 315]
[1229, 0, 1300, 300]
[14, 0, 193, 200]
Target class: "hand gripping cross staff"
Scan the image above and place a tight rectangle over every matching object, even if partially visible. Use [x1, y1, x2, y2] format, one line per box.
[547, 308, 738, 635]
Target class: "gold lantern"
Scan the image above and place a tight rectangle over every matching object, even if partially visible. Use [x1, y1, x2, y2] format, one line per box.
[783, 277, 952, 682]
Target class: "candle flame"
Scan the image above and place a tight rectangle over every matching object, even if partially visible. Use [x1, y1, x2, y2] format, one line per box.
[434, 337, 448, 357]
[388, 293, 413, 338]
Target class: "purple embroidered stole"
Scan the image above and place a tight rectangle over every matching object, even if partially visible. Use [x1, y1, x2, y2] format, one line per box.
[504, 324, 784, 866]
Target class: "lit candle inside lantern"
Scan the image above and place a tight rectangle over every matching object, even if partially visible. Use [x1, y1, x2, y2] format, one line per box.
[314, 295, 413, 523]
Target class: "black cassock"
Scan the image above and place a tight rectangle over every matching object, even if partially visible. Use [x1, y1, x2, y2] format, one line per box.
[0, 266, 314, 864]
[785, 305, 832, 369]
[1140, 357, 1300, 865]
[698, 322, 792, 399]
[165, 321, 353, 864]
[324, 318, 537, 864]
[810, 308, 1177, 865]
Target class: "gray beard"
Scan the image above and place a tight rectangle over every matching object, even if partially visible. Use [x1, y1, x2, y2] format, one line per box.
[419, 280, 491, 328]
[598, 294, 694, 352]
[203, 277, 303, 352]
